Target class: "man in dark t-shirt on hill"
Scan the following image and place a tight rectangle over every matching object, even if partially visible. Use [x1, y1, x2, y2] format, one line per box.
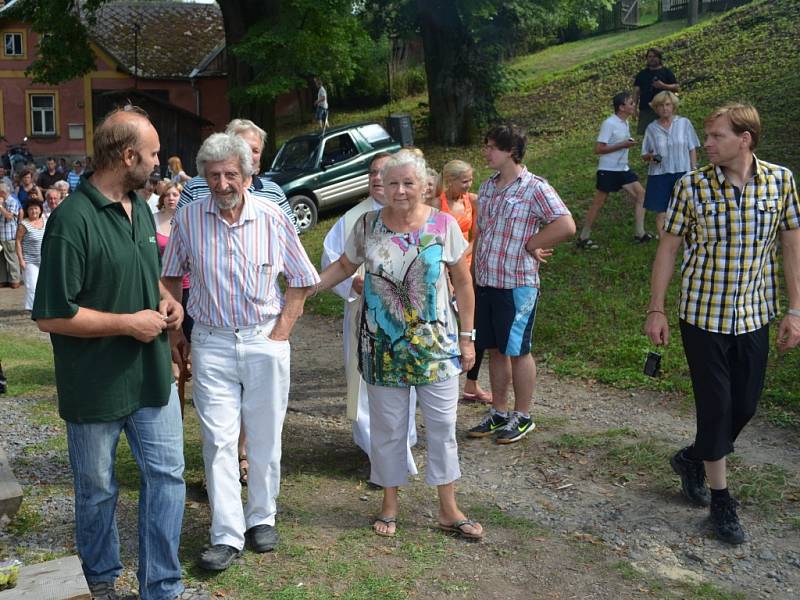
[633, 47, 680, 135]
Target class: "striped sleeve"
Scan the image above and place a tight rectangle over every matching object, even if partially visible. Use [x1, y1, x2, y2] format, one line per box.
[177, 176, 209, 211]
[255, 176, 300, 234]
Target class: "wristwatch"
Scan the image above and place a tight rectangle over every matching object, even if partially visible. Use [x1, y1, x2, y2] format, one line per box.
[788, 308, 800, 318]
[459, 329, 476, 341]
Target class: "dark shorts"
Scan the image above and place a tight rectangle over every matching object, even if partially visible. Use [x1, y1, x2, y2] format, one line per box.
[596, 169, 638, 193]
[315, 106, 328, 121]
[475, 286, 539, 356]
[679, 320, 769, 461]
[644, 172, 684, 213]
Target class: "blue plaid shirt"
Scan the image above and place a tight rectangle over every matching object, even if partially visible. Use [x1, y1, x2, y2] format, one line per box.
[1, 194, 21, 241]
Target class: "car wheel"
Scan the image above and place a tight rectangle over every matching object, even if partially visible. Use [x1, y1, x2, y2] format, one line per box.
[289, 194, 318, 233]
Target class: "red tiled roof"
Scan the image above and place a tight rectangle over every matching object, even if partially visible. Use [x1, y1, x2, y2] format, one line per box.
[90, 1, 225, 79]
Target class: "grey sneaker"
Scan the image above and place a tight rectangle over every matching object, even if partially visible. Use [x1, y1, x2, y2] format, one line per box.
[88, 582, 127, 600]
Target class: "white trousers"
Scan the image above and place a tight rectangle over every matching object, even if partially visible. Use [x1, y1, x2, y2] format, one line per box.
[191, 319, 289, 550]
[22, 261, 39, 310]
[366, 376, 460, 488]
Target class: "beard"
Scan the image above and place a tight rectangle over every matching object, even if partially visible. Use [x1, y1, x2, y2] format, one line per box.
[212, 189, 241, 211]
[123, 154, 150, 191]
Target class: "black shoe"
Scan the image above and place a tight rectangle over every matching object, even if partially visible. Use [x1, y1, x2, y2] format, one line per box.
[467, 409, 509, 438]
[246, 524, 279, 553]
[710, 496, 746, 545]
[198, 544, 242, 571]
[670, 447, 711, 507]
[495, 413, 536, 445]
[634, 232, 655, 243]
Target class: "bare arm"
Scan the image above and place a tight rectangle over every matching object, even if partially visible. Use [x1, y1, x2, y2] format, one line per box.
[595, 140, 636, 155]
[689, 148, 698, 169]
[524, 214, 577, 254]
[318, 253, 359, 293]
[777, 228, 800, 352]
[15, 223, 26, 271]
[270, 286, 310, 341]
[0, 201, 14, 221]
[36, 306, 167, 342]
[448, 255, 475, 373]
[644, 232, 683, 346]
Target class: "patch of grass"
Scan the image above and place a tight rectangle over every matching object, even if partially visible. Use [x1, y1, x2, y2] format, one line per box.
[550, 427, 638, 450]
[511, 19, 691, 90]
[727, 457, 800, 513]
[614, 560, 744, 599]
[465, 504, 549, 535]
[4, 500, 42, 535]
[0, 334, 55, 397]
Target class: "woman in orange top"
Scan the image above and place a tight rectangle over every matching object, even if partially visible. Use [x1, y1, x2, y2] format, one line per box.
[440, 160, 491, 403]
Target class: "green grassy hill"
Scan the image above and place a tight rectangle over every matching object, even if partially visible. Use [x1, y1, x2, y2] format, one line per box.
[304, 0, 800, 422]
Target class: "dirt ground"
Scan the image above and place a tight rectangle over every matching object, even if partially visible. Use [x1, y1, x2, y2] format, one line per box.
[1, 285, 799, 599]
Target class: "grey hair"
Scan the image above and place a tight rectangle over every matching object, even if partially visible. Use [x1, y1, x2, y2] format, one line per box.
[53, 180, 69, 192]
[381, 149, 428, 188]
[225, 118, 267, 150]
[196, 133, 255, 179]
[45, 187, 61, 200]
[0, 181, 9, 196]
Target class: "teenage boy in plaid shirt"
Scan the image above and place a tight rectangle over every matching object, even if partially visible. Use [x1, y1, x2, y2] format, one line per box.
[646, 104, 800, 544]
[467, 125, 576, 444]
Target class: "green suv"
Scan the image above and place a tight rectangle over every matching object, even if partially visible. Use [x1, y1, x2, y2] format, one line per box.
[264, 122, 402, 232]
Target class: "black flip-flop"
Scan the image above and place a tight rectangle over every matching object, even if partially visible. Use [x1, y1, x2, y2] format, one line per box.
[437, 519, 483, 540]
[372, 516, 397, 537]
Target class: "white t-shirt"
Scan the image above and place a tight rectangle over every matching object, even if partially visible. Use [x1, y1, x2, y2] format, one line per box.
[597, 114, 631, 172]
[317, 86, 328, 110]
[147, 193, 160, 214]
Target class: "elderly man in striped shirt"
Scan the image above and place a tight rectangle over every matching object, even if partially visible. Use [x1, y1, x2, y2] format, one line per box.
[162, 133, 319, 572]
[646, 104, 800, 544]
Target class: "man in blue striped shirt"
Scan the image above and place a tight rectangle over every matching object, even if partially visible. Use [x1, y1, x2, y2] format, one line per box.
[66, 160, 83, 192]
[177, 119, 299, 234]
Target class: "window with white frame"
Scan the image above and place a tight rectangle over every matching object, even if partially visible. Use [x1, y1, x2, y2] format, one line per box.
[30, 94, 56, 136]
[3, 32, 23, 57]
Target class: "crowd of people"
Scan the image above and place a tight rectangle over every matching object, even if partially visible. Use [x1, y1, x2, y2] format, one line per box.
[5, 45, 798, 600]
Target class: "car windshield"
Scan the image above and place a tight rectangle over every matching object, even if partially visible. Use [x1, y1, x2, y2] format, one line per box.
[272, 137, 319, 171]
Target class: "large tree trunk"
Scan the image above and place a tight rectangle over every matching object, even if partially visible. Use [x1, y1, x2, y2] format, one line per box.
[218, 0, 281, 159]
[417, 1, 477, 146]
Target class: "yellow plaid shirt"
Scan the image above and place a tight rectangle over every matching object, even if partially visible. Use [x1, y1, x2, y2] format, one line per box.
[665, 156, 800, 334]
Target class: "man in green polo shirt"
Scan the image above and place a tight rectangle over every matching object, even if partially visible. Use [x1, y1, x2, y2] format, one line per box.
[32, 107, 206, 600]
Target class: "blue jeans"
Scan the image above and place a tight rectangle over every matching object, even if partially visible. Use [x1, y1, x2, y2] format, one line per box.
[66, 388, 185, 600]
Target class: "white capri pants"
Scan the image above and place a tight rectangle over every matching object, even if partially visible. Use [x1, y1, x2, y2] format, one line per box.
[366, 376, 460, 488]
[22, 261, 39, 310]
[191, 319, 289, 550]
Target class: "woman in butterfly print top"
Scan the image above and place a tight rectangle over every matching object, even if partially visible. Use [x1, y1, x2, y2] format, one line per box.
[318, 151, 484, 540]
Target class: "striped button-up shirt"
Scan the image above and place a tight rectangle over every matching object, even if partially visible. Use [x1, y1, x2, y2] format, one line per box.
[475, 167, 571, 289]
[177, 174, 300, 234]
[162, 191, 319, 328]
[665, 157, 800, 334]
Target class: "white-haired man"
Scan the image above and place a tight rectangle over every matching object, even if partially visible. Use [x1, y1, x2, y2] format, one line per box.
[162, 133, 319, 571]
[178, 119, 298, 233]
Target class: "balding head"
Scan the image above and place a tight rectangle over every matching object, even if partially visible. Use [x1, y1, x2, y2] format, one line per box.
[92, 106, 154, 172]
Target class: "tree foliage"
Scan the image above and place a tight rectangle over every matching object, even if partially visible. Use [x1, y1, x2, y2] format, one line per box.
[361, 0, 612, 144]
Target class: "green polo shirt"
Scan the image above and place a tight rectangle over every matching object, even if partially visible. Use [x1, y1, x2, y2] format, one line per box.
[32, 178, 172, 423]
